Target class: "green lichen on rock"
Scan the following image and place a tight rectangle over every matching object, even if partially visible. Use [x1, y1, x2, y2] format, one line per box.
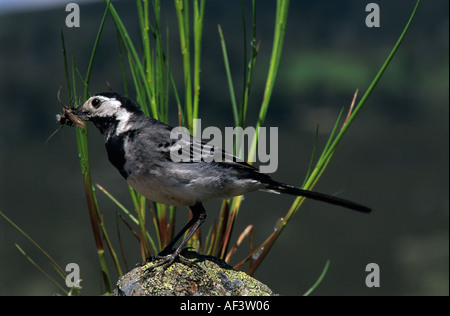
[114, 251, 275, 296]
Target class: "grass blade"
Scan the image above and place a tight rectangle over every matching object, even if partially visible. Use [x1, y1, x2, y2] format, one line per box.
[303, 260, 331, 296]
[218, 25, 239, 126]
[15, 244, 70, 295]
[0, 210, 66, 279]
[192, 0, 205, 127]
[248, 0, 289, 163]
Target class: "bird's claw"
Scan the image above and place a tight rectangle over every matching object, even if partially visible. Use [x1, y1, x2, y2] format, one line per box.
[145, 249, 195, 271]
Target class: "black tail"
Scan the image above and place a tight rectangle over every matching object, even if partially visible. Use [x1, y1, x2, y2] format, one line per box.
[266, 181, 371, 214]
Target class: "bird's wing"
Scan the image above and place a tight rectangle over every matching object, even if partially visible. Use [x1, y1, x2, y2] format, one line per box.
[153, 125, 258, 171]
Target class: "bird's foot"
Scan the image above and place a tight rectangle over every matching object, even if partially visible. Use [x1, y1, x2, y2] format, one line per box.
[145, 248, 195, 271]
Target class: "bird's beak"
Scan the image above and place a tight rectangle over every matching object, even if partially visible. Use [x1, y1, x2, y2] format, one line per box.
[75, 103, 89, 121]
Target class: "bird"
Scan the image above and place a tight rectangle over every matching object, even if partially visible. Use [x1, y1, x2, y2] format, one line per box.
[75, 92, 370, 269]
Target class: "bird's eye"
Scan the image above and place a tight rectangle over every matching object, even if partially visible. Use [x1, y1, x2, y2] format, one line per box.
[91, 98, 101, 108]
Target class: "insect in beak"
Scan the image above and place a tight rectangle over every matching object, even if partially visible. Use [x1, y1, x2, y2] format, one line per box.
[56, 106, 85, 129]
[46, 89, 86, 143]
[55, 87, 86, 128]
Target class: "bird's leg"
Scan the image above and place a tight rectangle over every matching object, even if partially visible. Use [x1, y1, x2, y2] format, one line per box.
[158, 207, 200, 256]
[147, 202, 206, 270]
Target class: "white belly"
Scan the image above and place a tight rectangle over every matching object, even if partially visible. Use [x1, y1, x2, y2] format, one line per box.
[126, 171, 263, 206]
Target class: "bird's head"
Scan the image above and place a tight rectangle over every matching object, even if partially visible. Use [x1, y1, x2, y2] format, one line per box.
[76, 92, 143, 135]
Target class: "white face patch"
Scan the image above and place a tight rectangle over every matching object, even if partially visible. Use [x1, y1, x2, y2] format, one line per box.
[81, 96, 133, 135]
[82, 96, 122, 117]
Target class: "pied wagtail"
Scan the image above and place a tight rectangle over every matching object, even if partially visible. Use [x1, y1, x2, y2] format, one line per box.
[74, 92, 370, 268]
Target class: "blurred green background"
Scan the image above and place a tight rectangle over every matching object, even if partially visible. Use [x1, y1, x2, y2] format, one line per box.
[0, 0, 448, 295]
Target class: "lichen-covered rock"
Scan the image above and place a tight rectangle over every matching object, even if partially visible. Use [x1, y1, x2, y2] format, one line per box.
[114, 251, 275, 296]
